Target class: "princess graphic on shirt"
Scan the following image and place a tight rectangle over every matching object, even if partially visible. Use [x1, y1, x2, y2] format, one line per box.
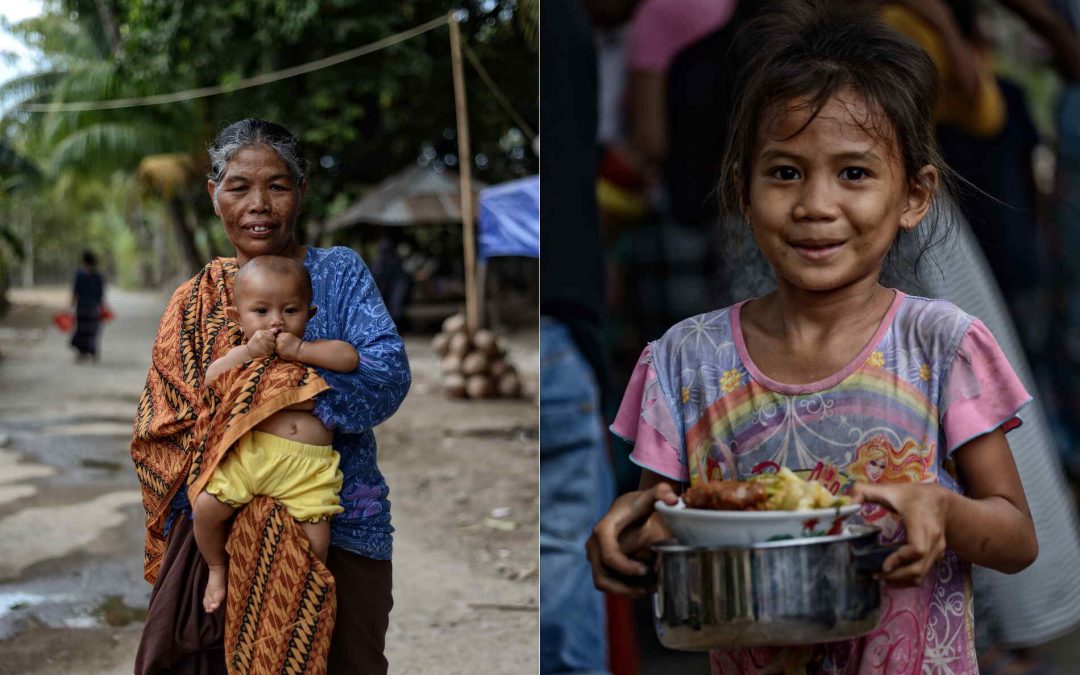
[848, 435, 932, 530]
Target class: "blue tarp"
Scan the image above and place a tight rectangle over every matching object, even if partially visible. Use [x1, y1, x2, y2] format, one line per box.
[477, 175, 539, 260]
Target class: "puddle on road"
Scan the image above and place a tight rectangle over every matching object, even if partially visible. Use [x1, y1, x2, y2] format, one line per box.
[0, 450, 56, 485]
[96, 594, 147, 626]
[0, 485, 36, 507]
[0, 450, 55, 506]
[79, 458, 124, 472]
[0, 490, 142, 580]
[0, 561, 150, 640]
[0, 591, 62, 639]
[61, 615, 99, 629]
[0, 591, 47, 613]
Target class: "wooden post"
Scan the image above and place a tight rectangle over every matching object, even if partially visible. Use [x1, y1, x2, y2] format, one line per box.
[449, 11, 479, 333]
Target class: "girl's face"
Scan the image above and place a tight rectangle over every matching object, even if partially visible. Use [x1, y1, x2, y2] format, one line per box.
[744, 92, 936, 295]
[207, 145, 306, 267]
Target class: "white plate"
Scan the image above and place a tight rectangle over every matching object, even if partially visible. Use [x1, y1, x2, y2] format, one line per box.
[655, 499, 862, 547]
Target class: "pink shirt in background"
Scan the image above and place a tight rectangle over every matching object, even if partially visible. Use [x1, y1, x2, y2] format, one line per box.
[628, 0, 737, 73]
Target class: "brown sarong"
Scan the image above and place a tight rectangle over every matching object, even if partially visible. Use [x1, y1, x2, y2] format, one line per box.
[133, 516, 226, 675]
[131, 259, 336, 675]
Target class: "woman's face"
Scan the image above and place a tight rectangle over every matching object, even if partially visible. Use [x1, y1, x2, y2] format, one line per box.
[207, 145, 306, 266]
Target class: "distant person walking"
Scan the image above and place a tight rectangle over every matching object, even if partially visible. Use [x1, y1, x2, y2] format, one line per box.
[70, 249, 105, 362]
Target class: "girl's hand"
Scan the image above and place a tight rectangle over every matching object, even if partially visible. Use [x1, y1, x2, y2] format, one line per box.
[246, 329, 278, 358]
[852, 482, 950, 586]
[585, 483, 679, 599]
[275, 332, 303, 361]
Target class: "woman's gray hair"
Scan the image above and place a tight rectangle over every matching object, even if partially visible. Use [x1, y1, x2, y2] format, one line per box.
[207, 119, 307, 194]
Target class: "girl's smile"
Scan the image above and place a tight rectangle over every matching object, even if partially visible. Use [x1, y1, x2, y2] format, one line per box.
[789, 239, 846, 260]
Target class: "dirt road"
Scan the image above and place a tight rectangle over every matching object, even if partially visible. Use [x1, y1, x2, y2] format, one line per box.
[0, 286, 538, 675]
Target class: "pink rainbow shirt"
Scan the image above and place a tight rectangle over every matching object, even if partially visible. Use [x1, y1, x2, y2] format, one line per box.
[612, 291, 1030, 674]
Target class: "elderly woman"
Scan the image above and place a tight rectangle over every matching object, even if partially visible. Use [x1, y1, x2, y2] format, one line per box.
[131, 119, 410, 675]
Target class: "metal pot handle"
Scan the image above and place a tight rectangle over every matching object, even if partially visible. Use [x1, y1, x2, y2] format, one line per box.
[852, 543, 900, 574]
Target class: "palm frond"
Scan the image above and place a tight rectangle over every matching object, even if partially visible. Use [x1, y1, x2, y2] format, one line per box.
[0, 224, 25, 259]
[0, 70, 65, 115]
[48, 122, 180, 173]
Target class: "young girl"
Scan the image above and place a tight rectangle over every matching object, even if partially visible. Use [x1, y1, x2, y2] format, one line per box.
[585, 3, 1038, 673]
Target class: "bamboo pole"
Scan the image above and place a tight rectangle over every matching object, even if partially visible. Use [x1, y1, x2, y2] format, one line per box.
[449, 11, 479, 333]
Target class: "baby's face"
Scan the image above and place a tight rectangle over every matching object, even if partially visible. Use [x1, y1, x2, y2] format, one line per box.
[233, 272, 311, 339]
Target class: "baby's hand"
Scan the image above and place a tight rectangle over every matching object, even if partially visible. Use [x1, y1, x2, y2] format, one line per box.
[246, 329, 278, 358]
[852, 482, 949, 587]
[275, 332, 303, 361]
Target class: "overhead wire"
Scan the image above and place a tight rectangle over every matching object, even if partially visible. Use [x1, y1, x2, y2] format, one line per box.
[18, 15, 450, 112]
[17, 13, 537, 151]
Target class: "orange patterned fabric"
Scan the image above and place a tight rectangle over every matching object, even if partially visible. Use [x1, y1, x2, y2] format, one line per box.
[188, 356, 330, 500]
[131, 258, 336, 675]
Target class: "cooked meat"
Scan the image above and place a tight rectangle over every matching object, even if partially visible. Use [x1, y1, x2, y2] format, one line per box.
[683, 480, 768, 511]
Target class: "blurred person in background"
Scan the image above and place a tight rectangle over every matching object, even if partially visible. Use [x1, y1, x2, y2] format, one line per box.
[881, 3, 1080, 673]
[372, 235, 413, 330]
[70, 248, 105, 363]
[622, 0, 736, 175]
[539, 0, 617, 671]
[1043, 1, 1080, 485]
[604, 0, 741, 371]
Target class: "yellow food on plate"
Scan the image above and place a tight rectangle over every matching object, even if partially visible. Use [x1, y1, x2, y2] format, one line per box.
[751, 467, 852, 511]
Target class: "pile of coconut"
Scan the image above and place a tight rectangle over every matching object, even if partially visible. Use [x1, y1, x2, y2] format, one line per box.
[433, 313, 522, 399]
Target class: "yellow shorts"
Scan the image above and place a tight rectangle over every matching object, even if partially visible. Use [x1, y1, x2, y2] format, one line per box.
[205, 430, 344, 523]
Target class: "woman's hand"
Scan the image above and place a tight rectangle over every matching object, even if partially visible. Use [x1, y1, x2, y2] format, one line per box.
[247, 329, 278, 358]
[585, 483, 679, 599]
[275, 332, 303, 361]
[852, 482, 950, 586]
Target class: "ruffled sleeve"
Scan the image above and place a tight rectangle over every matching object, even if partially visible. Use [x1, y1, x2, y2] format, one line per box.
[941, 319, 1032, 455]
[611, 344, 688, 481]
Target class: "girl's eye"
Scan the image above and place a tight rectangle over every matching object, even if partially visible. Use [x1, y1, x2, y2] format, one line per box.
[285, 307, 298, 314]
[840, 167, 869, 181]
[254, 308, 267, 314]
[770, 166, 800, 180]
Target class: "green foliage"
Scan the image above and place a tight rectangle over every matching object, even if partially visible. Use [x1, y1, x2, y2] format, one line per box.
[0, 0, 537, 291]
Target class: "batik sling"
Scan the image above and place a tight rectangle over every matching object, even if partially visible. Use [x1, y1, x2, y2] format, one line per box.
[132, 258, 336, 675]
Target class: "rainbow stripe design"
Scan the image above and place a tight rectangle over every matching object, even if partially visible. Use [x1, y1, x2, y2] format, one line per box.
[684, 367, 939, 486]
[645, 293, 983, 673]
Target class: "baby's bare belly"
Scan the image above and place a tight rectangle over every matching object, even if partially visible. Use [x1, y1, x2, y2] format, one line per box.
[254, 410, 333, 446]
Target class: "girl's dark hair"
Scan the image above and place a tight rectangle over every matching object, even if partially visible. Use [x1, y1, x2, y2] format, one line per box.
[207, 119, 307, 191]
[82, 249, 97, 267]
[718, 0, 956, 274]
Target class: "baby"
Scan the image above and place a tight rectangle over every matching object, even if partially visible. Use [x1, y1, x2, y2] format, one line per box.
[192, 255, 359, 613]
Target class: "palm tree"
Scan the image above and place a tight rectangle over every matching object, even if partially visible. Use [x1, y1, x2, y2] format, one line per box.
[0, 8, 211, 275]
[0, 140, 41, 314]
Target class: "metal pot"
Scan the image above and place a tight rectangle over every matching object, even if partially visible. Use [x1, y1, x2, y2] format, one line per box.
[652, 525, 893, 651]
